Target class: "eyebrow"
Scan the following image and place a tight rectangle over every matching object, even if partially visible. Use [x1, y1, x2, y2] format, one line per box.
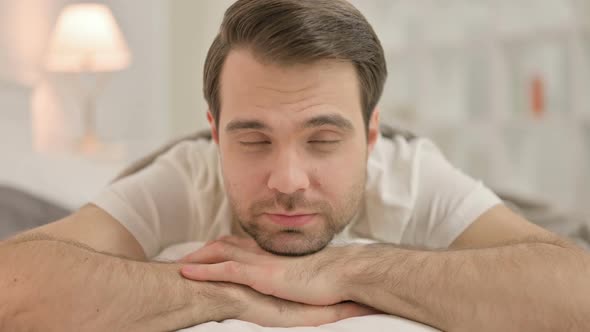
[302, 114, 354, 131]
[225, 113, 354, 133]
[225, 120, 271, 133]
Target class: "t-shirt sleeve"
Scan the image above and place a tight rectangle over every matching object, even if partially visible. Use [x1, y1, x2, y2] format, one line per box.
[410, 140, 502, 249]
[91, 142, 198, 258]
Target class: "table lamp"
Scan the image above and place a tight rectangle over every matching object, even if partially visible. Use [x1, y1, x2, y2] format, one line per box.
[45, 3, 131, 154]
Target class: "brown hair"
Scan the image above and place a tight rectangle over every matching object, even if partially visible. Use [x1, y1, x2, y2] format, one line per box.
[203, 0, 387, 131]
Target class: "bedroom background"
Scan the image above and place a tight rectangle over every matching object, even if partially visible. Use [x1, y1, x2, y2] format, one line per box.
[1, 0, 589, 240]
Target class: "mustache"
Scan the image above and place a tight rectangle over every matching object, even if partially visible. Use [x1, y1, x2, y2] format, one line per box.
[250, 192, 328, 214]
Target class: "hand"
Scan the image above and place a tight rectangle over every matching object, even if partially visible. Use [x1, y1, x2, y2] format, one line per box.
[230, 283, 378, 327]
[178, 236, 355, 306]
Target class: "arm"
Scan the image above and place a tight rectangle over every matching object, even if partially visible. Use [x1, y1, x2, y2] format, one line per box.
[0, 235, 236, 331]
[345, 239, 590, 331]
[0, 207, 371, 330]
[343, 205, 590, 331]
[8, 204, 147, 261]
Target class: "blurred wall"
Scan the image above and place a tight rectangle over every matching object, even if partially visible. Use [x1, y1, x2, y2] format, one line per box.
[100, 0, 169, 143]
[168, 0, 234, 135]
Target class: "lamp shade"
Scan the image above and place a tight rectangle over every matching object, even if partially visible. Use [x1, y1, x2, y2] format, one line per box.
[45, 3, 131, 72]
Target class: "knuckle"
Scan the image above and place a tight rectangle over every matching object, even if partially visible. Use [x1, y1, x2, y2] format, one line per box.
[210, 241, 230, 256]
[218, 235, 234, 242]
[209, 241, 224, 251]
[182, 252, 196, 262]
[225, 261, 242, 274]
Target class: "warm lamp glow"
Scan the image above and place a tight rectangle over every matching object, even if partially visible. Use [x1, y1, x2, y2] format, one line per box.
[45, 3, 131, 72]
[43, 3, 131, 156]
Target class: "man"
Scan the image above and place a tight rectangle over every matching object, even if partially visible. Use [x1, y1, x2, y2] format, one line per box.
[2, 0, 589, 331]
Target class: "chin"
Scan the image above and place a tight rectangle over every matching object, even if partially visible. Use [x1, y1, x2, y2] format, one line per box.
[257, 230, 332, 257]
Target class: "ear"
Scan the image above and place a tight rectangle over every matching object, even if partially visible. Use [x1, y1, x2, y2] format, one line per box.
[367, 108, 380, 153]
[207, 111, 219, 144]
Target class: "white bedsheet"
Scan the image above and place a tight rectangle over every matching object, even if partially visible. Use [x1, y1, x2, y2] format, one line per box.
[155, 242, 440, 332]
[179, 315, 438, 332]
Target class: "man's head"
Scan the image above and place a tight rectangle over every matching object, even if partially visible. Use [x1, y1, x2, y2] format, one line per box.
[204, 0, 387, 256]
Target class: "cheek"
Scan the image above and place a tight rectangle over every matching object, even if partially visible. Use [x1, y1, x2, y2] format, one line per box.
[220, 147, 268, 196]
[312, 147, 366, 194]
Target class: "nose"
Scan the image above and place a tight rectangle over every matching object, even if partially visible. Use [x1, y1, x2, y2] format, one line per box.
[267, 148, 310, 195]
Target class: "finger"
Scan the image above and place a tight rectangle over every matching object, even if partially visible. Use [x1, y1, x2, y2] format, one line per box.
[334, 301, 381, 319]
[176, 240, 216, 262]
[286, 302, 375, 327]
[203, 239, 216, 247]
[217, 235, 263, 252]
[301, 302, 378, 326]
[183, 236, 263, 262]
[180, 261, 257, 288]
[178, 241, 256, 264]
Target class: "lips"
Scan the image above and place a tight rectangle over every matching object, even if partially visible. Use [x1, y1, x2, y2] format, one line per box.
[265, 213, 317, 227]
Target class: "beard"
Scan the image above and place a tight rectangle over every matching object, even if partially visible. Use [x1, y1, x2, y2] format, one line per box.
[227, 174, 366, 256]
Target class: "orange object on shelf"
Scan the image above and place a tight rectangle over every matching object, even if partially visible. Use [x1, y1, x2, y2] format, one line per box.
[531, 75, 545, 118]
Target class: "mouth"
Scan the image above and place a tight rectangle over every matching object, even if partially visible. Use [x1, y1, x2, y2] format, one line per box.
[264, 213, 318, 227]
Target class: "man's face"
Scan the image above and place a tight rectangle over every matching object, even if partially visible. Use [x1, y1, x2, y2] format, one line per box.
[209, 49, 379, 256]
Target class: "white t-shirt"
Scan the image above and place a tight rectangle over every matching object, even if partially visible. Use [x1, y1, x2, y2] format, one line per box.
[92, 134, 501, 258]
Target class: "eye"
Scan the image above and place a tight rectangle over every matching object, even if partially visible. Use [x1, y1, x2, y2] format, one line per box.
[308, 140, 341, 144]
[307, 131, 343, 145]
[239, 141, 271, 146]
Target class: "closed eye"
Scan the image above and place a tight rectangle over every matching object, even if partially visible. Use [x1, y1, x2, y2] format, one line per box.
[239, 141, 271, 145]
[308, 140, 341, 144]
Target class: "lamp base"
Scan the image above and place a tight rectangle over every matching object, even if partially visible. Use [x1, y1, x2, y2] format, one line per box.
[75, 133, 125, 161]
[77, 133, 102, 155]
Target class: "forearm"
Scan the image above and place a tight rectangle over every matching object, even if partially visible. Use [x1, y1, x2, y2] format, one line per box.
[0, 238, 240, 331]
[346, 243, 590, 331]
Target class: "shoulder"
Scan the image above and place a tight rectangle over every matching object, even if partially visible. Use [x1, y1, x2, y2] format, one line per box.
[367, 134, 444, 187]
[365, 133, 453, 217]
[352, 134, 441, 243]
[158, 138, 220, 187]
[160, 138, 216, 165]
[371, 133, 443, 160]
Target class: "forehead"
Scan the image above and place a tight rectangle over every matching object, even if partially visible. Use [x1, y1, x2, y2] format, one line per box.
[218, 48, 362, 129]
